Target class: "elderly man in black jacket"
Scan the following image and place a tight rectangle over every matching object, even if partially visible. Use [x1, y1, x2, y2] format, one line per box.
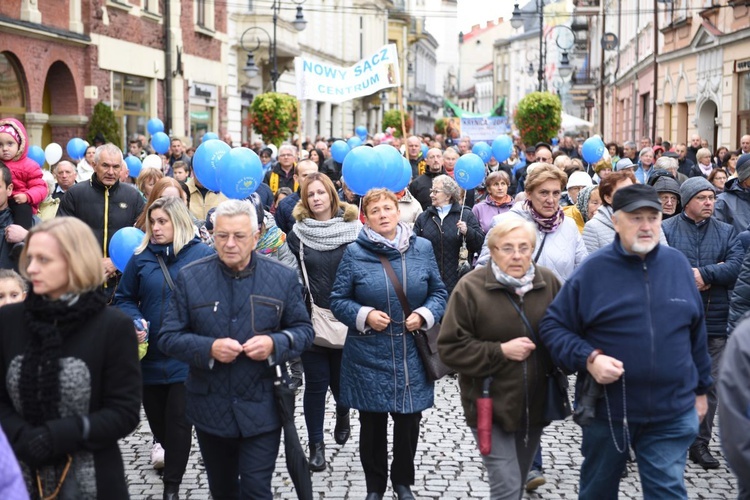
[159, 199, 313, 500]
[57, 144, 145, 296]
[409, 148, 445, 210]
[662, 176, 743, 470]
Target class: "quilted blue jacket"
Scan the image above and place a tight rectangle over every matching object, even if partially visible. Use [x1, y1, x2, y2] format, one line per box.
[158, 252, 314, 438]
[330, 229, 448, 414]
[662, 213, 742, 337]
[114, 237, 215, 385]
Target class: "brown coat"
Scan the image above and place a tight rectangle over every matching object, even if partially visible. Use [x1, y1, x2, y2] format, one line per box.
[438, 264, 561, 431]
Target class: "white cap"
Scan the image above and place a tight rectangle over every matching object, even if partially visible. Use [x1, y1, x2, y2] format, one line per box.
[567, 171, 594, 189]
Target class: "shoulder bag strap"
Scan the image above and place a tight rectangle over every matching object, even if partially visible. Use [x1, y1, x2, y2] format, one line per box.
[377, 254, 413, 317]
[503, 291, 537, 343]
[533, 233, 547, 264]
[156, 254, 175, 291]
[298, 241, 316, 306]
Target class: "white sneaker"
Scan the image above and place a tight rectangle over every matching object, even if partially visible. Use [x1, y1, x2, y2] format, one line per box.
[151, 442, 165, 470]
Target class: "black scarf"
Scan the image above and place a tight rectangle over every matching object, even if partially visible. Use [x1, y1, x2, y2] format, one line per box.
[19, 289, 107, 426]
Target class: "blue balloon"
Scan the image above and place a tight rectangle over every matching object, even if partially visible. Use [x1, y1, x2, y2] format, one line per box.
[66, 138, 87, 161]
[147, 118, 164, 135]
[217, 147, 264, 200]
[420, 144, 428, 159]
[151, 132, 170, 155]
[491, 135, 514, 163]
[472, 142, 492, 163]
[551, 137, 559, 146]
[331, 140, 350, 164]
[355, 125, 368, 140]
[125, 155, 142, 178]
[582, 136, 606, 164]
[342, 146, 385, 196]
[454, 153, 486, 190]
[202, 132, 219, 143]
[193, 139, 230, 192]
[388, 157, 413, 194]
[374, 144, 405, 191]
[347, 136, 363, 149]
[109, 227, 146, 272]
[27, 145, 45, 167]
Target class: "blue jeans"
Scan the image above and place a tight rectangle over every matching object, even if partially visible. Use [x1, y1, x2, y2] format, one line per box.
[301, 347, 348, 443]
[579, 408, 698, 500]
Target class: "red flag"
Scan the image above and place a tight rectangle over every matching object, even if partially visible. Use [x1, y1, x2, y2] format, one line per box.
[477, 377, 493, 456]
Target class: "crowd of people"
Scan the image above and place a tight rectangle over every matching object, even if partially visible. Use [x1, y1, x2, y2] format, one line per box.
[0, 116, 748, 500]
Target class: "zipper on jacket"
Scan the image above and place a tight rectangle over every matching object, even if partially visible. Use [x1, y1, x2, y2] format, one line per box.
[643, 261, 654, 418]
[103, 187, 110, 288]
[400, 252, 412, 411]
[431, 215, 445, 278]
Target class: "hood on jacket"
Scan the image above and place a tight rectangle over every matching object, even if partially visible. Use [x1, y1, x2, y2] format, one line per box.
[292, 200, 359, 222]
[723, 177, 750, 199]
[652, 175, 680, 196]
[0, 118, 29, 162]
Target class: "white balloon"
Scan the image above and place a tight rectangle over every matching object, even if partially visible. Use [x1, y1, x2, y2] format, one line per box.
[142, 154, 162, 170]
[44, 143, 63, 165]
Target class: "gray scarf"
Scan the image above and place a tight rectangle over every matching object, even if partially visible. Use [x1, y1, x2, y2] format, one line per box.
[292, 216, 362, 251]
[363, 221, 412, 252]
[491, 261, 536, 296]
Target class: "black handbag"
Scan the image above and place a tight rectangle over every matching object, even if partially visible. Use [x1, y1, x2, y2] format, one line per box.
[377, 254, 452, 382]
[504, 292, 572, 421]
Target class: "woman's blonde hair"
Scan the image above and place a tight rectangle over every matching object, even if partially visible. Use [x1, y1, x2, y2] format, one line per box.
[135, 177, 187, 230]
[19, 217, 104, 293]
[487, 217, 537, 249]
[696, 148, 712, 163]
[524, 163, 568, 194]
[136, 167, 164, 195]
[136, 196, 197, 255]
[299, 172, 341, 219]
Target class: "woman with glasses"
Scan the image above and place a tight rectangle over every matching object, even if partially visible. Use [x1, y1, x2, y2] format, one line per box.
[413, 175, 484, 294]
[439, 218, 561, 499]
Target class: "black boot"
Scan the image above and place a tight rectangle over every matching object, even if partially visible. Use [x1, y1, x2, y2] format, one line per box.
[163, 482, 180, 500]
[309, 441, 326, 472]
[334, 409, 351, 445]
[393, 484, 415, 500]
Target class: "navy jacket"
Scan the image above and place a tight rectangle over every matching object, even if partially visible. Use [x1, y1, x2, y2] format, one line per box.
[114, 237, 215, 384]
[331, 229, 448, 413]
[158, 253, 314, 438]
[728, 249, 750, 333]
[274, 192, 300, 235]
[715, 177, 750, 233]
[539, 237, 713, 423]
[662, 213, 742, 337]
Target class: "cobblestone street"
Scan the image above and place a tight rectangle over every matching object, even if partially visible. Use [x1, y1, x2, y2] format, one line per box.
[120, 377, 739, 499]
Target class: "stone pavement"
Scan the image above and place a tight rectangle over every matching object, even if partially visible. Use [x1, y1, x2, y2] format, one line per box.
[120, 376, 739, 499]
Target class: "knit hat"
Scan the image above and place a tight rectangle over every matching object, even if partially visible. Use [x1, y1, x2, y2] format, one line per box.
[0, 124, 20, 144]
[652, 175, 680, 197]
[612, 184, 662, 213]
[680, 176, 715, 207]
[737, 153, 750, 183]
[567, 171, 593, 190]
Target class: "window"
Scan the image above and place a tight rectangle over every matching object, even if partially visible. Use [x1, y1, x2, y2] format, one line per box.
[0, 53, 26, 120]
[142, 0, 159, 14]
[738, 72, 750, 147]
[195, 0, 215, 31]
[112, 73, 150, 148]
[641, 93, 650, 140]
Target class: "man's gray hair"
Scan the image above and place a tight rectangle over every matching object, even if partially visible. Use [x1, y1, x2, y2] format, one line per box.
[433, 174, 462, 204]
[54, 160, 76, 172]
[94, 144, 123, 164]
[279, 144, 297, 155]
[214, 199, 259, 234]
[624, 141, 636, 149]
[655, 156, 678, 171]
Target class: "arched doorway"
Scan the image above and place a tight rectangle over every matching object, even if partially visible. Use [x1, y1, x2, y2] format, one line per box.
[697, 99, 718, 152]
[0, 52, 27, 120]
[43, 61, 79, 147]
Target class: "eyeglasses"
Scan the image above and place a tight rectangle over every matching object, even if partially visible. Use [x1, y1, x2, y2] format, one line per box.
[496, 245, 533, 256]
[429, 189, 446, 194]
[278, 154, 295, 158]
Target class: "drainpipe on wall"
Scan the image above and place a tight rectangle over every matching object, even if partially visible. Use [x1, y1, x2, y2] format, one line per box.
[165, 0, 173, 134]
[652, 0, 658, 144]
[599, 5, 606, 136]
[631, 0, 640, 141]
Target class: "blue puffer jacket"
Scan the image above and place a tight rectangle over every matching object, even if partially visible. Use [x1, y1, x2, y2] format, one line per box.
[539, 237, 713, 424]
[158, 253, 314, 438]
[330, 228, 448, 414]
[662, 213, 742, 337]
[114, 237, 215, 384]
[715, 177, 750, 232]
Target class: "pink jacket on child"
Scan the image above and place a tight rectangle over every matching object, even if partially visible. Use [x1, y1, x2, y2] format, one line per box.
[0, 118, 48, 214]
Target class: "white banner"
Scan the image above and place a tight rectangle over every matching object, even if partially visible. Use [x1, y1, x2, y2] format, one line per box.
[295, 44, 400, 104]
[460, 117, 510, 143]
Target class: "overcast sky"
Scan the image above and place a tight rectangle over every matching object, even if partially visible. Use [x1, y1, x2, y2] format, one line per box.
[456, 1, 515, 34]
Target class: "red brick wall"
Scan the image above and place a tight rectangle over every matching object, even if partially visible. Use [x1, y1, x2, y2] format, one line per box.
[38, 0, 71, 32]
[0, 32, 86, 116]
[90, 1, 163, 50]
[180, 0, 223, 60]
[0, 0, 22, 18]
